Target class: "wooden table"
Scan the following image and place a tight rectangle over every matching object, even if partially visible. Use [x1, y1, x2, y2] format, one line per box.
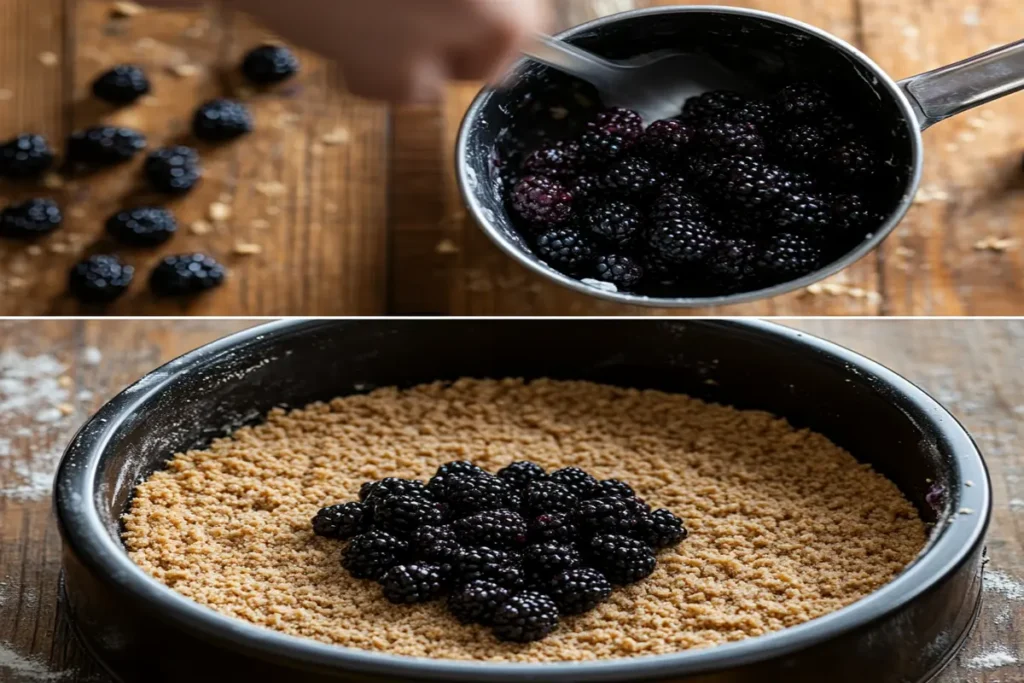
[0, 319, 1021, 681]
[0, 0, 1021, 316]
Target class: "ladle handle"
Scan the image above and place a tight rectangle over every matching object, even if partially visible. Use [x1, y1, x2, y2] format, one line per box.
[899, 38, 1024, 130]
[522, 34, 623, 91]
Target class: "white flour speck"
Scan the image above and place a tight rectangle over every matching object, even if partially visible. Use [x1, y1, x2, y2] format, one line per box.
[0, 644, 71, 681]
[964, 645, 1019, 670]
[986, 569, 1024, 602]
[962, 7, 980, 25]
[1010, 498, 1024, 511]
[76, 390, 94, 402]
[81, 347, 102, 366]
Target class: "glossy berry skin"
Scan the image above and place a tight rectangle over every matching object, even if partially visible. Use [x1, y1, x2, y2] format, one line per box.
[0, 199, 62, 239]
[774, 193, 834, 233]
[374, 493, 445, 536]
[639, 508, 688, 549]
[145, 146, 201, 194]
[67, 127, 146, 167]
[428, 461, 486, 500]
[547, 567, 612, 615]
[534, 227, 596, 275]
[524, 480, 578, 517]
[192, 99, 253, 141]
[511, 176, 574, 228]
[593, 254, 644, 291]
[774, 124, 827, 164]
[91, 64, 151, 104]
[602, 157, 665, 200]
[708, 238, 761, 293]
[445, 474, 518, 518]
[579, 108, 643, 164]
[241, 44, 300, 85]
[700, 156, 787, 210]
[492, 591, 560, 642]
[548, 467, 599, 499]
[447, 580, 511, 625]
[826, 140, 879, 184]
[497, 461, 547, 492]
[521, 141, 583, 180]
[575, 497, 641, 538]
[452, 546, 525, 590]
[68, 255, 134, 303]
[646, 216, 721, 267]
[634, 119, 694, 166]
[0, 134, 55, 178]
[696, 120, 765, 158]
[312, 502, 366, 539]
[105, 207, 177, 247]
[150, 253, 226, 296]
[681, 90, 748, 123]
[408, 525, 461, 564]
[380, 563, 448, 604]
[364, 478, 430, 512]
[757, 232, 824, 281]
[596, 479, 635, 500]
[775, 82, 835, 121]
[578, 200, 642, 246]
[528, 512, 576, 545]
[454, 509, 528, 550]
[587, 533, 656, 585]
[342, 530, 408, 580]
[832, 193, 883, 234]
[522, 542, 581, 583]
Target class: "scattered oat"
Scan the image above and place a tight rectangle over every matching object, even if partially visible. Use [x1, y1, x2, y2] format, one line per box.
[38, 52, 59, 67]
[957, 130, 976, 143]
[804, 282, 882, 302]
[26, 245, 43, 257]
[913, 186, 952, 204]
[255, 181, 286, 197]
[434, 239, 459, 255]
[42, 173, 64, 189]
[961, 7, 981, 26]
[959, 507, 974, 515]
[0, 89, 13, 101]
[895, 246, 916, 259]
[48, 243, 68, 254]
[974, 236, 1017, 252]
[321, 128, 350, 146]
[550, 106, 569, 120]
[967, 117, 987, 130]
[806, 283, 824, 296]
[190, 220, 212, 235]
[233, 242, 262, 255]
[57, 376, 73, 389]
[250, 218, 270, 230]
[135, 37, 157, 51]
[208, 203, 232, 222]
[111, 1, 145, 17]
[965, 480, 974, 487]
[169, 63, 200, 78]
[57, 403, 75, 416]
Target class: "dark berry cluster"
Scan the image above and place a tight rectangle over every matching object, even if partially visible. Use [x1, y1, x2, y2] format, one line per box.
[502, 83, 895, 296]
[313, 461, 687, 643]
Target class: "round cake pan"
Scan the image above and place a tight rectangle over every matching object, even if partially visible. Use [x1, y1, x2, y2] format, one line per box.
[54, 320, 990, 683]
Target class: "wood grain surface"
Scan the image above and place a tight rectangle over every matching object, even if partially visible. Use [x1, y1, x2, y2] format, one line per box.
[0, 319, 1021, 681]
[0, 0, 1020, 315]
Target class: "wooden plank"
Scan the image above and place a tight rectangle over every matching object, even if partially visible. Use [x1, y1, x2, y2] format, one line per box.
[0, 0, 389, 316]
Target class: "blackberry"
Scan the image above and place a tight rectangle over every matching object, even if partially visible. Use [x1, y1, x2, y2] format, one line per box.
[578, 200, 642, 246]
[0, 199, 62, 239]
[757, 232, 824, 281]
[587, 534, 656, 584]
[593, 254, 644, 290]
[775, 124, 827, 164]
[646, 216, 721, 266]
[144, 146, 201, 194]
[681, 90, 748, 123]
[634, 119, 694, 166]
[548, 467, 599, 499]
[696, 120, 765, 157]
[775, 82, 834, 121]
[454, 509, 528, 549]
[775, 193, 834, 233]
[700, 156, 787, 210]
[528, 512, 576, 544]
[591, 108, 644, 135]
[359, 481, 377, 501]
[826, 140, 879, 184]
[312, 502, 366, 539]
[445, 473, 517, 518]
[534, 226, 596, 274]
[374, 493, 445, 536]
[364, 478, 430, 513]
[708, 237, 760, 292]
[522, 542, 580, 583]
[602, 157, 665, 200]
[642, 252, 682, 286]
[575, 498, 640, 537]
[428, 461, 486, 500]
[510, 175, 574, 228]
[496, 461, 547, 492]
[639, 508, 688, 549]
[579, 108, 643, 164]
[650, 190, 709, 224]
[447, 580, 510, 625]
[525, 480, 578, 516]
[105, 207, 177, 246]
[453, 546, 524, 590]
[492, 591, 559, 642]
[548, 567, 612, 615]
[409, 525, 461, 563]
[726, 100, 778, 131]
[0, 134, 54, 178]
[781, 169, 818, 195]
[67, 127, 146, 167]
[150, 253, 226, 296]
[192, 99, 253, 141]
[342, 530, 408, 580]
[595, 479, 635, 500]
[521, 141, 583, 180]
[380, 563, 448, 604]
[68, 255, 134, 303]
[241, 44, 300, 85]
[832, 193, 883, 233]
[91, 65, 151, 104]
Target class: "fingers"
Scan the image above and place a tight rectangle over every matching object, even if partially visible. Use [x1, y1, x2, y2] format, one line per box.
[448, 0, 550, 84]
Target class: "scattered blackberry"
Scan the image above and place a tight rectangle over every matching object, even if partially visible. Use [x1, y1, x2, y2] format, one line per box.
[363, 478, 430, 512]
[445, 474, 516, 518]
[548, 567, 612, 615]
[575, 498, 640, 538]
[700, 156, 787, 210]
[775, 124, 827, 164]
[775, 193, 834, 233]
[826, 140, 879, 184]
[91, 65, 151, 104]
[448, 580, 510, 625]
[0, 199, 62, 239]
[775, 82, 835, 121]
[758, 232, 824, 280]
[510, 176, 574, 228]
[726, 100, 777, 131]
[0, 134, 54, 178]
[68, 254, 134, 303]
[522, 542, 580, 583]
[144, 146, 201, 194]
[497, 461, 547, 492]
[528, 512, 576, 544]
[547, 467, 599, 500]
[492, 591, 559, 642]
[454, 509, 528, 549]
[534, 226, 596, 274]
[646, 216, 721, 266]
[595, 479, 635, 500]
[681, 90, 748, 123]
[579, 108, 643, 163]
[453, 546, 524, 590]
[192, 99, 253, 141]
[380, 564, 448, 604]
[374, 494, 445, 536]
[569, 174, 603, 206]
[66, 127, 146, 167]
[578, 200, 642, 246]
[150, 253, 226, 296]
[639, 509, 688, 549]
[708, 237, 760, 292]
[593, 254, 643, 290]
[521, 141, 583, 180]
[832, 193, 883, 233]
[342, 530, 408, 580]
[634, 119, 693, 166]
[587, 534, 656, 584]
[241, 44, 300, 85]
[524, 480, 578, 516]
[602, 157, 665, 200]
[312, 502, 366, 539]
[409, 525, 461, 563]
[696, 120, 765, 157]
[105, 207, 177, 246]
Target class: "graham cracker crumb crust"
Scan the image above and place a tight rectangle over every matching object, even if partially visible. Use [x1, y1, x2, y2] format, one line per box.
[123, 379, 926, 662]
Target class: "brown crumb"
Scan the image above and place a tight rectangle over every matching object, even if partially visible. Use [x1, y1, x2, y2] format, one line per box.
[111, 1, 145, 17]
[232, 242, 262, 255]
[124, 379, 926, 663]
[57, 376, 74, 389]
[255, 181, 286, 197]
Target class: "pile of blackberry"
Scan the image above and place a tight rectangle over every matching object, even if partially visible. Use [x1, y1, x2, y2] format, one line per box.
[313, 461, 687, 643]
[502, 83, 894, 296]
